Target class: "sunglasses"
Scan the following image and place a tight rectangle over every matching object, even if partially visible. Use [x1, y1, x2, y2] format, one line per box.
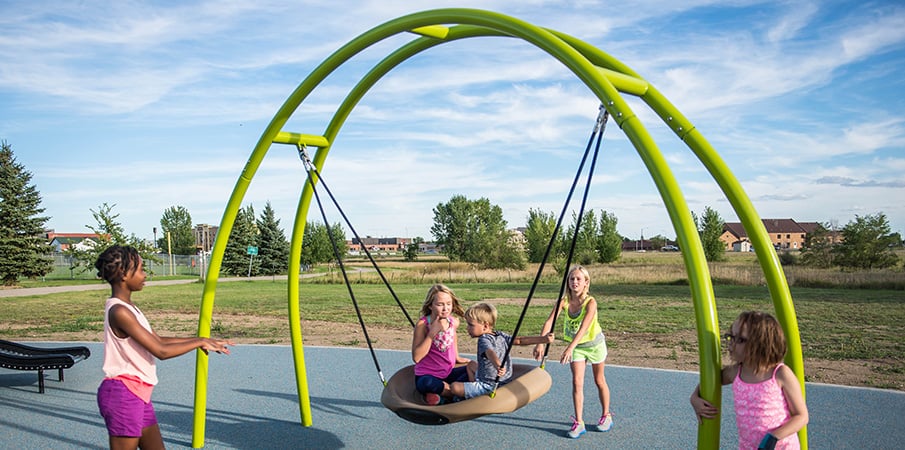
[722, 333, 748, 344]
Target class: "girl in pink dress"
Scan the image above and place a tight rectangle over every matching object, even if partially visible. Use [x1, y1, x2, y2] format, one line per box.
[690, 311, 809, 449]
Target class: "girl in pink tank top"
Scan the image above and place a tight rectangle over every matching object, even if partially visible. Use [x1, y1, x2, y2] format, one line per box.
[95, 245, 235, 450]
[411, 284, 471, 404]
[691, 311, 809, 449]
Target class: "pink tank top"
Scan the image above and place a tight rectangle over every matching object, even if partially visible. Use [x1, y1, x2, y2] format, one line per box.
[733, 363, 799, 450]
[103, 298, 158, 392]
[413, 316, 458, 378]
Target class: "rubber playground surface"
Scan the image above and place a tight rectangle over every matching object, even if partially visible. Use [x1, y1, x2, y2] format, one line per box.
[1, 343, 903, 449]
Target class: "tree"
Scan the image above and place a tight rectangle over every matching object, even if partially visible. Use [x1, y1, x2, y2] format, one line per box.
[222, 205, 260, 276]
[800, 222, 836, 268]
[256, 201, 290, 275]
[159, 206, 195, 255]
[524, 208, 557, 263]
[648, 234, 668, 250]
[68, 203, 157, 274]
[0, 141, 53, 285]
[431, 195, 471, 262]
[301, 221, 347, 267]
[404, 236, 424, 262]
[565, 210, 599, 266]
[596, 210, 622, 263]
[833, 213, 900, 269]
[694, 206, 725, 262]
[431, 195, 522, 269]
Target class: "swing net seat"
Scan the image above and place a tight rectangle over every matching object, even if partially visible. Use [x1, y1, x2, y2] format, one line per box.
[381, 364, 552, 425]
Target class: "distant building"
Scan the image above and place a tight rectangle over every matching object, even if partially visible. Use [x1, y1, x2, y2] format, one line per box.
[45, 232, 103, 252]
[719, 218, 830, 251]
[348, 237, 410, 253]
[193, 224, 218, 253]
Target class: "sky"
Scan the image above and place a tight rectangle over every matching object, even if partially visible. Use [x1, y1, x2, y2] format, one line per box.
[2, 0, 903, 245]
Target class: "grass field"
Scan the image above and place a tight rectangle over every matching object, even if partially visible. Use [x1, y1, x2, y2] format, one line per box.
[4, 252, 904, 389]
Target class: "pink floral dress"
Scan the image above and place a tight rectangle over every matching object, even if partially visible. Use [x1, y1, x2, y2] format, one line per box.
[732, 363, 799, 449]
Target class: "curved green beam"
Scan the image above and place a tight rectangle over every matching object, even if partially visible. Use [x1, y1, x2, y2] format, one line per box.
[191, 8, 806, 449]
[549, 30, 807, 448]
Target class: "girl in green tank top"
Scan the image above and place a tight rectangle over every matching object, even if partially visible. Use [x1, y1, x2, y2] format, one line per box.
[535, 265, 614, 439]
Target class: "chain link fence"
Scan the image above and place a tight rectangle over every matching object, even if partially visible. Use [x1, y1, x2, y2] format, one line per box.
[45, 252, 207, 280]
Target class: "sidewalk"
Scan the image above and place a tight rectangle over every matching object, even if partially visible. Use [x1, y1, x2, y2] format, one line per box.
[0, 274, 326, 298]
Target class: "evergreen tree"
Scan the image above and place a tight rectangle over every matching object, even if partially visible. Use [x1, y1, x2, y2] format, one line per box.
[222, 205, 260, 276]
[0, 141, 53, 285]
[256, 201, 290, 275]
[596, 210, 623, 263]
[159, 206, 195, 255]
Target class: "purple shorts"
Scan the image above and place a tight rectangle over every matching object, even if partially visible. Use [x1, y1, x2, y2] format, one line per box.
[97, 378, 157, 437]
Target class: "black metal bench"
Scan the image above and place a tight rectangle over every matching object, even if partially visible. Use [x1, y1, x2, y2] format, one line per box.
[0, 340, 91, 393]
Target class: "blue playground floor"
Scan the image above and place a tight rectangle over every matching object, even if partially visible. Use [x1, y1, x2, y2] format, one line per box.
[1, 343, 903, 449]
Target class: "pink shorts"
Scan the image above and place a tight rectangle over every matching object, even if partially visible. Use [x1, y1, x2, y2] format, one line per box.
[97, 378, 157, 437]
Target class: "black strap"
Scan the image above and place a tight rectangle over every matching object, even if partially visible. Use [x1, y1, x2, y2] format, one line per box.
[497, 106, 609, 387]
[299, 146, 415, 386]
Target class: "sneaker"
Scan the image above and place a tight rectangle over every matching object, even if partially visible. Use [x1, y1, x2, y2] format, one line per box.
[567, 416, 586, 439]
[596, 413, 614, 432]
[424, 393, 441, 406]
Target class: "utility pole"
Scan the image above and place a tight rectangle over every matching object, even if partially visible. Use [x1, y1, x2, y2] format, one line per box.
[167, 232, 175, 276]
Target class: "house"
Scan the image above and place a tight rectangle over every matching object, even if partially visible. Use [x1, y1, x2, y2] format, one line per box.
[45, 232, 104, 252]
[719, 219, 816, 251]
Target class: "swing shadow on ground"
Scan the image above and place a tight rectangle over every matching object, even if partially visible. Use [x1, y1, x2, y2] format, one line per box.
[1, 343, 903, 449]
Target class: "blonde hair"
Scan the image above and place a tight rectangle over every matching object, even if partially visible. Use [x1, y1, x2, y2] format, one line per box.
[419, 283, 466, 318]
[565, 265, 591, 299]
[733, 311, 787, 373]
[465, 302, 497, 328]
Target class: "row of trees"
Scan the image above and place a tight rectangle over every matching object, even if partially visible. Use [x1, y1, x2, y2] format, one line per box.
[799, 213, 901, 269]
[1, 139, 901, 284]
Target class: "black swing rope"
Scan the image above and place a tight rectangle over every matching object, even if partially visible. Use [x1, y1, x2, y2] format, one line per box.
[491, 105, 610, 394]
[297, 144, 416, 386]
[295, 104, 610, 394]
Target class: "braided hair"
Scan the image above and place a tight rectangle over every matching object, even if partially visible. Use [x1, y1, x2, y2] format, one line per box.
[95, 245, 142, 284]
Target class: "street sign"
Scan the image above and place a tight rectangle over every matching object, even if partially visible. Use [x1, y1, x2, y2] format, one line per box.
[247, 246, 258, 255]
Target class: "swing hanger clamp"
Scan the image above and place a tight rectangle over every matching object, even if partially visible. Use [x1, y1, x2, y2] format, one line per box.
[594, 104, 610, 133]
[296, 144, 315, 172]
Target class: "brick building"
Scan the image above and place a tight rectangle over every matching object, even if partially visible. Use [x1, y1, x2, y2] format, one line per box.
[719, 219, 821, 251]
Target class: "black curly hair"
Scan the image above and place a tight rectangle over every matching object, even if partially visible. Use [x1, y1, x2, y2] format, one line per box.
[95, 245, 142, 284]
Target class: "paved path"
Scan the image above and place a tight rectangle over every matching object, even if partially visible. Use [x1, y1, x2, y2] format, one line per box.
[1, 343, 903, 449]
[0, 274, 327, 298]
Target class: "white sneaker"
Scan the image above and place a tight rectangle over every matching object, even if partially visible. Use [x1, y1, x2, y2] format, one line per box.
[596, 413, 614, 432]
[567, 416, 586, 438]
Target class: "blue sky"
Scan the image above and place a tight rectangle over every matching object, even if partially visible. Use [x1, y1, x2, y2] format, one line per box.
[2, 1, 903, 244]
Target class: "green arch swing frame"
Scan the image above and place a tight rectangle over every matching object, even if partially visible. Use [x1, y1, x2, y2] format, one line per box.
[190, 9, 807, 449]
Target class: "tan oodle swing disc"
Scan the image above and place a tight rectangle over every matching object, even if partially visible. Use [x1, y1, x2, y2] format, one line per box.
[381, 363, 552, 425]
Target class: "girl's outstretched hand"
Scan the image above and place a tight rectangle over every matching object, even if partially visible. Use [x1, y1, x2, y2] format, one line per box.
[201, 338, 235, 355]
